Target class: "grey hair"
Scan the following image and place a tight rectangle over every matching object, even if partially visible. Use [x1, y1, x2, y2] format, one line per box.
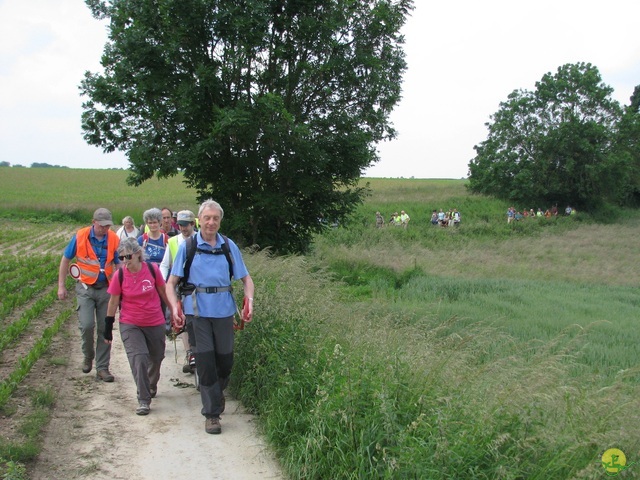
[198, 199, 224, 219]
[122, 215, 134, 224]
[117, 237, 147, 260]
[143, 208, 163, 224]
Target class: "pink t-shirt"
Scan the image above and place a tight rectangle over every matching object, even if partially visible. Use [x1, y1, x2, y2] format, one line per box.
[107, 262, 166, 327]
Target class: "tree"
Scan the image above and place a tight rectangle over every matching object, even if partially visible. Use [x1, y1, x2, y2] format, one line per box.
[610, 85, 640, 206]
[468, 63, 626, 211]
[81, 0, 413, 253]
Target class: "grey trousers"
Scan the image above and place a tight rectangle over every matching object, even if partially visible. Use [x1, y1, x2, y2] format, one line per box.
[75, 282, 111, 370]
[119, 322, 166, 404]
[189, 315, 234, 418]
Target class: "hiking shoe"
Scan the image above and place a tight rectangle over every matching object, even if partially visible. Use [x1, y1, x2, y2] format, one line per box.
[205, 417, 221, 434]
[188, 351, 196, 372]
[182, 350, 194, 373]
[82, 358, 93, 374]
[96, 369, 115, 382]
[136, 402, 150, 416]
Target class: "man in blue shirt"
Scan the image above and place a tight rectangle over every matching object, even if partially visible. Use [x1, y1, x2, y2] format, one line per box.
[167, 199, 254, 434]
[57, 208, 120, 381]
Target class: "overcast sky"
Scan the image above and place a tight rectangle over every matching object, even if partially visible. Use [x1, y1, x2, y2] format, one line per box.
[1, 0, 639, 178]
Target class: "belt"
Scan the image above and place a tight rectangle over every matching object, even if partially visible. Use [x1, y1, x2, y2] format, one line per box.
[88, 282, 107, 289]
[195, 286, 233, 294]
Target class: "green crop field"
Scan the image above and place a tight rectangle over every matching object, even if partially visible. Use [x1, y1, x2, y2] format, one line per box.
[1, 167, 640, 479]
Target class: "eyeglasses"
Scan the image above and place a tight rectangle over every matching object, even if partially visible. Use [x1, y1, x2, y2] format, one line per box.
[118, 254, 134, 261]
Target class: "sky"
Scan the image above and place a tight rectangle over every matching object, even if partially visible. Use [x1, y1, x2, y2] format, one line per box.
[1, 0, 639, 179]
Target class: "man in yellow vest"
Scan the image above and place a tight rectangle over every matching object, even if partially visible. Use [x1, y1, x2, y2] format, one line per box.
[57, 208, 120, 381]
[160, 210, 197, 373]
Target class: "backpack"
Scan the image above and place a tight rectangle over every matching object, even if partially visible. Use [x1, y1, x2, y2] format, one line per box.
[178, 234, 234, 295]
[142, 232, 169, 249]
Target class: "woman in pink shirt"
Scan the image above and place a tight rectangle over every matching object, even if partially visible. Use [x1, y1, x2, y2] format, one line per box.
[104, 238, 170, 415]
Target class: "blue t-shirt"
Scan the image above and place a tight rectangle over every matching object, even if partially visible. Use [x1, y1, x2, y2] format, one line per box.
[64, 226, 120, 283]
[170, 232, 249, 318]
[138, 234, 167, 264]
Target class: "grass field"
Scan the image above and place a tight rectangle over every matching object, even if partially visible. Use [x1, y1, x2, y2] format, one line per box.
[1, 167, 639, 478]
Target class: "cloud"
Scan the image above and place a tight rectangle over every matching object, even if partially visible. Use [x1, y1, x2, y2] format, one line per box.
[0, 0, 638, 174]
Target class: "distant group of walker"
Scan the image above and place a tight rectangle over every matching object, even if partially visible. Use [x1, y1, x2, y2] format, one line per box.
[507, 205, 576, 223]
[375, 210, 410, 228]
[430, 208, 461, 227]
[374, 204, 578, 229]
[375, 208, 461, 229]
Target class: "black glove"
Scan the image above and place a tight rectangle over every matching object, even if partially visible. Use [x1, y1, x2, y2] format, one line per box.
[104, 316, 115, 341]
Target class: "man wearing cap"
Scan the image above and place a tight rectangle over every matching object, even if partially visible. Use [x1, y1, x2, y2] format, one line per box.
[160, 210, 198, 371]
[58, 208, 120, 382]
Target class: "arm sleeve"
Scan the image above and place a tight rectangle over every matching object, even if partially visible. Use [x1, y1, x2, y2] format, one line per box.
[159, 247, 172, 280]
[63, 234, 78, 260]
[107, 271, 122, 296]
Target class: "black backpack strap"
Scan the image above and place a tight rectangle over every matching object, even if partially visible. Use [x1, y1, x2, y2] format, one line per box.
[220, 234, 234, 281]
[180, 234, 234, 287]
[182, 236, 198, 283]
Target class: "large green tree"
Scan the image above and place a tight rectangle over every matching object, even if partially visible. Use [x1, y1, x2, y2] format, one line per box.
[468, 63, 627, 211]
[611, 85, 640, 206]
[81, 0, 413, 253]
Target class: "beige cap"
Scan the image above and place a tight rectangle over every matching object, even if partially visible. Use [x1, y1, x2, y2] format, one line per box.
[177, 210, 196, 225]
[93, 208, 113, 226]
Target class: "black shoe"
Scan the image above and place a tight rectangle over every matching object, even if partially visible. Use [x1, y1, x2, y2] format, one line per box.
[189, 352, 196, 373]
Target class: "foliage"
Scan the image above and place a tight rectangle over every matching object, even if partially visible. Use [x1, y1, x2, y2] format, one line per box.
[234, 247, 640, 479]
[610, 84, 640, 206]
[0, 458, 27, 480]
[2, 177, 640, 477]
[468, 62, 636, 212]
[29, 163, 68, 169]
[81, 0, 414, 253]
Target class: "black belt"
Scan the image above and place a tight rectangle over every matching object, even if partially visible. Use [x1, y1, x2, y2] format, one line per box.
[195, 286, 232, 294]
[88, 283, 107, 289]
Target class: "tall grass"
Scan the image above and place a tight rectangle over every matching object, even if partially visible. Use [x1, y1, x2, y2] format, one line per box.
[3, 170, 640, 477]
[234, 251, 640, 479]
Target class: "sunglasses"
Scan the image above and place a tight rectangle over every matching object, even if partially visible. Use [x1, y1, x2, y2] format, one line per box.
[118, 254, 134, 261]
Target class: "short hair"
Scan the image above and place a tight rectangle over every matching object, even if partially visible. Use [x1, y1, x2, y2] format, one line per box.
[198, 199, 224, 220]
[122, 215, 134, 224]
[143, 208, 163, 224]
[117, 237, 147, 260]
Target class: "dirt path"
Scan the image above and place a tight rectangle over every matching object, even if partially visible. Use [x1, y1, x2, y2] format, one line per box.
[29, 319, 284, 480]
